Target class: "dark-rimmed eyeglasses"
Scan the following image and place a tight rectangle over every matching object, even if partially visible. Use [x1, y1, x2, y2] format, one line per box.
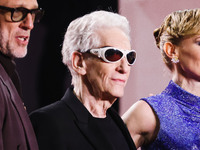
[87, 47, 136, 65]
[0, 5, 44, 23]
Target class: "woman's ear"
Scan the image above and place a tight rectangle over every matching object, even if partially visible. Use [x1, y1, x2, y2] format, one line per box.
[163, 42, 178, 58]
[72, 51, 86, 75]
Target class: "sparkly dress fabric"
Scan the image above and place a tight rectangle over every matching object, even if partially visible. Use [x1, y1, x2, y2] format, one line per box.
[141, 80, 200, 150]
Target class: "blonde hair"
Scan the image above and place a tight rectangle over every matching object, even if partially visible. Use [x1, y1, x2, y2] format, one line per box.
[153, 8, 200, 70]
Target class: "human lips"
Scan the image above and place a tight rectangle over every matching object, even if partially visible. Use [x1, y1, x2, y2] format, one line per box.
[111, 78, 126, 85]
[16, 35, 29, 45]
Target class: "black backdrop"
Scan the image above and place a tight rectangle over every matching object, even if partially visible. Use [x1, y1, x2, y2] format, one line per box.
[16, 0, 119, 114]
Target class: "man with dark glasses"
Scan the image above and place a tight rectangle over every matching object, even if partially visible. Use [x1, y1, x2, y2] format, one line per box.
[30, 10, 137, 150]
[0, 0, 43, 149]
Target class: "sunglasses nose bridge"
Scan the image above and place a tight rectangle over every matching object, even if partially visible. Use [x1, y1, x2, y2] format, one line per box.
[25, 10, 34, 18]
[20, 12, 34, 29]
[121, 51, 131, 65]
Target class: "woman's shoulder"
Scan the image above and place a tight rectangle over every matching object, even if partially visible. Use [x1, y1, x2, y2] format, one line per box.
[122, 100, 159, 147]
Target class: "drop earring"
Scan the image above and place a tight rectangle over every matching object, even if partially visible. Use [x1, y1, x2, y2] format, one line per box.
[171, 56, 179, 63]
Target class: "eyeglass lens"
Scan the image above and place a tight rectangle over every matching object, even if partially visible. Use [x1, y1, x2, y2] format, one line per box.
[105, 49, 136, 64]
[12, 11, 23, 21]
[105, 49, 123, 61]
[127, 51, 136, 64]
[12, 8, 43, 22]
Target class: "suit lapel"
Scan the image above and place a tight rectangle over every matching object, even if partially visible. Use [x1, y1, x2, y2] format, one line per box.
[63, 87, 136, 150]
[108, 108, 136, 150]
[0, 64, 38, 150]
[63, 87, 114, 150]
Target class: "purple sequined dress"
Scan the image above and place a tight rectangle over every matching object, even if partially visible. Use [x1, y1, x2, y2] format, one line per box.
[141, 80, 200, 150]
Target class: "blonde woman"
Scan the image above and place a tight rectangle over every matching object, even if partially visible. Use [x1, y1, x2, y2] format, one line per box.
[123, 8, 200, 149]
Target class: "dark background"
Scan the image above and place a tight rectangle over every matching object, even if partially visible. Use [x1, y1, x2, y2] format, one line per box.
[16, 0, 119, 114]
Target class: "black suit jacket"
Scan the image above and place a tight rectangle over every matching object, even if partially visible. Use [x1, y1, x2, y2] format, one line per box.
[30, 87, 136, 150]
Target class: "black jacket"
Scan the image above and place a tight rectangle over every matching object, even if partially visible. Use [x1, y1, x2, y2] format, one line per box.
[30, 86, 136, 150]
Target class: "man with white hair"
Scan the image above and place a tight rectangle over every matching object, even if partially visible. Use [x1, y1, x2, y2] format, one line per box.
[30, 10, 137, 150]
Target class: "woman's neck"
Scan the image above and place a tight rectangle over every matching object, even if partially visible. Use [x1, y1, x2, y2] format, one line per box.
[172, 73, 200, 97]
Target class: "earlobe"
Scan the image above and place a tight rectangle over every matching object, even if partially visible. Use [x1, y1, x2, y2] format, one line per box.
[72, 51, 86, 75]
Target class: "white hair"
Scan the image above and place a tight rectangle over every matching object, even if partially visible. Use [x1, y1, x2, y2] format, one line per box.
[61, 10, 130, 85]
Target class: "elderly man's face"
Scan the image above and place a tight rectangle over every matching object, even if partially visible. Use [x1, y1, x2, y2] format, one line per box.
[84, 27, 132, 100]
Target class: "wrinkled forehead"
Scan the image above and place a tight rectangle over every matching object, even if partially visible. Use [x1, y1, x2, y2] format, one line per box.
[0, 0, 38, 9]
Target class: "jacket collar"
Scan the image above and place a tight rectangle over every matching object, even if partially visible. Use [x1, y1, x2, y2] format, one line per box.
[0, 51, 22, 97]
[0, 63, 38, 149]
[61, 86, 136, 150]
[61, 86, 90, 123]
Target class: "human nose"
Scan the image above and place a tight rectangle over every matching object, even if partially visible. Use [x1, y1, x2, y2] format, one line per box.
[19, 13, 34, 30]
[116, 57, 130, 74]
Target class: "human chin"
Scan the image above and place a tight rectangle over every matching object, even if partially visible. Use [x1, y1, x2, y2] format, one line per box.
[12, 47, 28, 58]
[112, 86, 125, 98]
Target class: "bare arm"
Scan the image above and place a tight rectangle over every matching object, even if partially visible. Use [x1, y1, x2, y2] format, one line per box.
[122, 100, 159, 148]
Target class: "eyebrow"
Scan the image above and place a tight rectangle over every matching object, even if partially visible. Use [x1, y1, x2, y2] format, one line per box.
[10, 4, 39, 9]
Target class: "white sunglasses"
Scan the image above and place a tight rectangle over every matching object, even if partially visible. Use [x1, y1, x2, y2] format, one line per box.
[87, 47, 136, 65]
